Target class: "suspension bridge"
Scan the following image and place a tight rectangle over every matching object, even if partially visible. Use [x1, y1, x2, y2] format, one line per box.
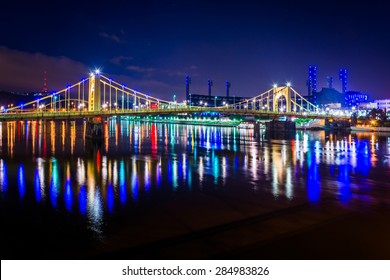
[0, 71, 345, 122]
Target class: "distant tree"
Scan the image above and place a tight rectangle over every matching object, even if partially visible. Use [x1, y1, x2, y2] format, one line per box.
[368, 109, 387, 121]
[351, 112, 358, 125]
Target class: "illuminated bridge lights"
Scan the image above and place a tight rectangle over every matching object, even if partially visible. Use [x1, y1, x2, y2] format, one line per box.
[0, 72, 348, 123]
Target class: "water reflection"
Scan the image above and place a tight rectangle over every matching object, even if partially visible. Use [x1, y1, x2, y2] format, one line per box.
[18, 164, 25, 198]
[1, 120, 390, 238]
[0, 159, 7, 192]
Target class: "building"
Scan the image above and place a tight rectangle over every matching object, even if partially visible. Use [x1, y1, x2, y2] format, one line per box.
[188, 93, 250, 107]
[312, 87, 345, 107]
[345, 91, 369, 107]
[358, 102, 377, 110]
[186, 78, 250, 107]
[306, 65, 317, 96]
[339, 68, 348, 93]
[375, 99, 390, 113]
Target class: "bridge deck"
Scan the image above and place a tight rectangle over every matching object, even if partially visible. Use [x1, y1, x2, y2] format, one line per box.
[0, 108, 343, 121]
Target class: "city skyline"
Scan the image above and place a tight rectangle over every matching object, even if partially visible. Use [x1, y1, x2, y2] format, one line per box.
[0, 0, 389, 100]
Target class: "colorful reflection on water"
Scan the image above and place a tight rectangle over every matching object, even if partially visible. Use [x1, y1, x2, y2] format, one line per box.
[1, 119, 390, 237]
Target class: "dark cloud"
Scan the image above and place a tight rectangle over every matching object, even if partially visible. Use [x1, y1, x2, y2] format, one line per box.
[0, 1, 389, 99]
[0, 46, 89, 92]
[109, 56, 133, 65]
[104, 73, 181, 101]
[0, 46, 179, 99]
[99, 32, 121, 43]
[126, 65, 156, 73]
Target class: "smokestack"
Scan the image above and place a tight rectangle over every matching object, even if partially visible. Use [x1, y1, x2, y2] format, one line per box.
[307, 65, 317, 96]
[326, 76, 333, 89]
[226, 80, 231, 97]
[339, 68, 348, 93]
[208, 80, 213, 97]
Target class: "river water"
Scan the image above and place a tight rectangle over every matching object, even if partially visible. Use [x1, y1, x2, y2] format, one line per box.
[1, 119, 390, 259]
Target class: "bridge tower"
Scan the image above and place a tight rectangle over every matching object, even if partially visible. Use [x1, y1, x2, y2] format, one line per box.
[88, 74, 101, 111]
[273, 86, 291, 113]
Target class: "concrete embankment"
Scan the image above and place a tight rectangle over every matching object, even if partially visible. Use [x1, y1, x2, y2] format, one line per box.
[351, 126, 390, 132]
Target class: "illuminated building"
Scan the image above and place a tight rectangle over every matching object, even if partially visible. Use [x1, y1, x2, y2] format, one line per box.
[339, 68, 348, 93]
[312, 87, 344, 107]
[306, 65, 317, 96]
[344, 91, 369, 107]
[375, 99, 390, 113]
[186, 80, 250, 107]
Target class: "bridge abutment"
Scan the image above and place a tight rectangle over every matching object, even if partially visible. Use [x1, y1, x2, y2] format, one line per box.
[265, 120, 296, 132]
[325, 118, 351, 130]
[86, 117, 103, 139]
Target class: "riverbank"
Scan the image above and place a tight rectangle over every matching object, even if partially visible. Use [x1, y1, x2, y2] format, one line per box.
[351, 126, 390, 132]
[124, 117, 240, 127]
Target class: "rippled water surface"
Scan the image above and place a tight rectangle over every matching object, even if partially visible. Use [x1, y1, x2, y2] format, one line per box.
[1, 119, 390, 258]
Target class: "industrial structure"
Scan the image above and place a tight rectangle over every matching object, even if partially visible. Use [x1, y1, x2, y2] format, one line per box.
[308, 66, 369, 109]
[186, 77, 250, 107]
[339, 68, 348, 94]
[306, 65, 317, 96]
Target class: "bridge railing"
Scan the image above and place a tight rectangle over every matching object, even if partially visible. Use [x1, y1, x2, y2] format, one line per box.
[0, 106, 347, 121]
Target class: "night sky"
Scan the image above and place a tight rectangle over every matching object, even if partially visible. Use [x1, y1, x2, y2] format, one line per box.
[1, 0, 389, 100]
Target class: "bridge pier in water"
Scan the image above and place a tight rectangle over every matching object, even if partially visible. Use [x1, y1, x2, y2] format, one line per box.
[86, 117, 103, 139]
[265, 119, 296, 132]
[324, 118, 351, 130]
[264, 119, 296, 140]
